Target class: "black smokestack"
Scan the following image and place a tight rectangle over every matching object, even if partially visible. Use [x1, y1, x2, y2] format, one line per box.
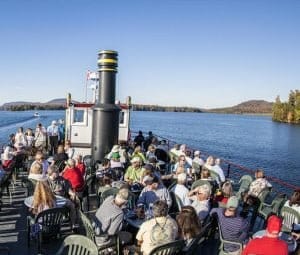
[91, 50, 120, 162]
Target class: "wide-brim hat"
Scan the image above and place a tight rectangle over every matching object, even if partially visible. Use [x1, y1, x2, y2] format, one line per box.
[111, 145, 120, 152]
[130, 157, 141, 163]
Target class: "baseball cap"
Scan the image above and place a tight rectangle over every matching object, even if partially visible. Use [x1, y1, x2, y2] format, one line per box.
[226, 196, 239, 209]
[266, 215, 282, 234]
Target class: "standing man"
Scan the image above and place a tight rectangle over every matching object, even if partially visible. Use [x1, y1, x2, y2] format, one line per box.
[47, 120, 59, 156]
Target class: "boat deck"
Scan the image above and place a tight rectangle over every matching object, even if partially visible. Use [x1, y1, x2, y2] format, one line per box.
[0, 176, 298, 255]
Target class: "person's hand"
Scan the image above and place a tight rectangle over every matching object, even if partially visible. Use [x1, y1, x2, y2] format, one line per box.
[292, 232, 300, 240]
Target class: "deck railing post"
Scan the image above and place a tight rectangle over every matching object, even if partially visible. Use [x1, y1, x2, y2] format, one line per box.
[227, 164, 231, 178]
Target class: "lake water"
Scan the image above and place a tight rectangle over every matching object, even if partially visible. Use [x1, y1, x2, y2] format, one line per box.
[0, 110, 299, 192]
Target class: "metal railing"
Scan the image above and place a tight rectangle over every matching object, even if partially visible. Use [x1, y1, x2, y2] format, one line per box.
[131, 130, 300, 196]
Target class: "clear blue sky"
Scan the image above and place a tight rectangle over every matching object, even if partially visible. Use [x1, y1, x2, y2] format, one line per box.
[0, 0, 299, 108]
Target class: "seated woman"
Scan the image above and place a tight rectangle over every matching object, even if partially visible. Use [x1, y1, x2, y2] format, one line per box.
[31, 180, 56, 215]
[131, 145, 146, 164]
[215, 181, 233, 206]
[28, 162, 45, 187]
[176, 206, 201, 247]
[282, 189, 300, 231]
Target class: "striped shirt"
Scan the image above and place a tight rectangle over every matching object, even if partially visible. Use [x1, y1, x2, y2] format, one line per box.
[210, 208, 249, 252]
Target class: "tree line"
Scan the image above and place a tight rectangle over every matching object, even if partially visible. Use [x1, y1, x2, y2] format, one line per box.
[1, 104, 66, 111]
[272, 90, 300, 124]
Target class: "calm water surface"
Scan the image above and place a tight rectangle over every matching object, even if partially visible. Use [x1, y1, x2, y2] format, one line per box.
[0, 110, 299, 190]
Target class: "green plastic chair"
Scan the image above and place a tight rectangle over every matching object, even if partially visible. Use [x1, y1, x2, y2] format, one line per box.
[258, 194, 287, 222]
[280, 206, 300, 233]
[235, 175, 253, 200]
[55, 234, 98, 255]
[217, 220, 242, 255]
[183, 219, 212, 255]
[148, 239, 185, 255]
[27, 207, 69, 254]
[99, 187, 119, 206]
[79, 211, 120, 255]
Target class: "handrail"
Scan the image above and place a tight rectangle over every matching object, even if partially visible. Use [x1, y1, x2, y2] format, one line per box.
[131, 130, 300, 195]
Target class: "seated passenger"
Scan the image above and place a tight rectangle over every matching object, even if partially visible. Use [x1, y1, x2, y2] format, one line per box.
[28, 162, 45, 186]
[243, 169, 272, 206]
[75, 154, 86, 177]
[176, 206, 201, 247]
[95, 188, 130, 244]
[282, 189, 300, 231]
[188, 184, 211, 221]
[137, 174, 172, 209]
[53, 144, 68, 162]
[31, 151, 49, 175]
[131, 145, 146, 163]
[64, 140, 75, 159]
[110, 151, 123, 168]
[171, 173, 191, 206]
[136, 200, 178, 255]
[47, 165, 78, 227]
[203, 155, 214, 171]
[215, 181, 234, 206]
[193, 150, 205, 167]
[1, 146, 14, 169]
[211, 158, 226, 183]
[61, 159, 84, 192]
[124, 157, 144, 184]
[210, 196, 249, 254]
[31, 180, 56, 215]
[172, 155, 191, 174]
[242, 215, 288, 255]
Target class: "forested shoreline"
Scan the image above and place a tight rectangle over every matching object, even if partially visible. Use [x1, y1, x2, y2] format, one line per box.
[272, 90, 300, 124]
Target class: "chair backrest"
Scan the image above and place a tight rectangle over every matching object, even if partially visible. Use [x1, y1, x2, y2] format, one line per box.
[54, 159, 66, 172]
[183, 220, 212, 255]
[209, 170, 220, 183]
[100, 187, 119, 205]
[217, 219, 242, 254]
[238, 175, 253, 190]
[191, 180, 212, 191]
[35, 207, 68, 237]
[280, 206, 300, 232]
[236, 175, 253, 199]
[169, 191, 183, 214]
[271, 195, 287, 214]
[192, 161, 201, 172]
[257, 189, 271, 203]
[79, 210, 95, 241]
[55, 234, 98, 255]
[148, 239, 185, 255]
[21, 178, 35, 196]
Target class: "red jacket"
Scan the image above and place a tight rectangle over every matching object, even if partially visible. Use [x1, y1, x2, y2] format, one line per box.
[76, 162, 86, 177]
[62, 167, 84, 192]
[242, 236, 288, 255]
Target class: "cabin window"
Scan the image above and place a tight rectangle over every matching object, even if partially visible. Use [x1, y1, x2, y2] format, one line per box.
[73, 109, 85, 123]
[119, 111, 125, 125]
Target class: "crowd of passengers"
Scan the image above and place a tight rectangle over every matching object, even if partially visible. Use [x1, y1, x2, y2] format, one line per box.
[1, 127, 300, 255]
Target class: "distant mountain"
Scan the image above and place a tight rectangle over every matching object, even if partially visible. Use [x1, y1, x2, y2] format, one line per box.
[46, 98, 68, 105]
[206, 100, 273, 114]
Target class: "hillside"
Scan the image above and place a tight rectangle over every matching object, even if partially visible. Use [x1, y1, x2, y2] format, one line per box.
[207, 100, 273, 114]
[0, 98, 273, 113]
